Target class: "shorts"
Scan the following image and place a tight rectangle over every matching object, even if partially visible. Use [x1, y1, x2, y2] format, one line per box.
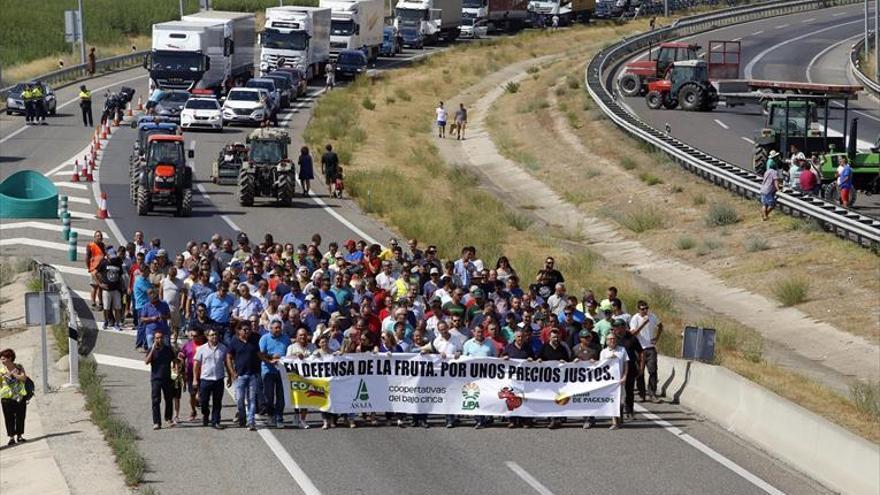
[102, 290, 122, 310]
[437, 120, 446, 127]
[90, 272, 100, 288]
[840, 187, 852, 205]
[760, 192, 776, 207]
[172, 379, 183, 399]
[168, 307, 181, 328]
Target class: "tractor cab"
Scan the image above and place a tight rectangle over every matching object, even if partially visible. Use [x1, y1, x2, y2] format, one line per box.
[245, 128, 290, 165]
[131, 134, 195, 217]
[618, 42, 700, 96]
[135, 122, 179, 156]
[645, 60, 717, 111]
[762, 101, 821, 138]
[239, 128, 295, 207]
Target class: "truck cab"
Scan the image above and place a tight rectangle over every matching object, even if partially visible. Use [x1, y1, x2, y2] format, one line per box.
[146, 22, 212, 91]
[618, 42, 700, 97]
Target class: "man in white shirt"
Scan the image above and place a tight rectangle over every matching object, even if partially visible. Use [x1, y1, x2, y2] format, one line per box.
[629, 300, 663, 402]
[421, 321, 462, 358]
[436, 101, 447, 138]
[599, 333, 628, 430]
[375, 261, 396, 292]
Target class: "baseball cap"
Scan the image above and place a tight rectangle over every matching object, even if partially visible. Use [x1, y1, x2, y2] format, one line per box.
[612, 318, 627, 327]
[471, 288, 484, 298]
[430, 267, 439, 275]
[335, 253, 344, 259]
[579, 329, 593, 338]
[390, 238, 399, 246]
[157, 249, 167, 257]
[345, 239, 356, 248]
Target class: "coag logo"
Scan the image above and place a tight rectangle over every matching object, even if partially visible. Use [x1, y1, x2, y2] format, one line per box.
[461, 382, 481, 411]
[497, 387, 524, 411]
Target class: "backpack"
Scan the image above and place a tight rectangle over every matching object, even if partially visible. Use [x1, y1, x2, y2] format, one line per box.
[23, 376, 35, 402]
[105, 264, 121, 284]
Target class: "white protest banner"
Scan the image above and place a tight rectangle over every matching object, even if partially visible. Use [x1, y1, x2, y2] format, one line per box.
[277, 353, 621, 417]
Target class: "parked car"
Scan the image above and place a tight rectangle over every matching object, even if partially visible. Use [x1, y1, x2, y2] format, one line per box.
[245, 78, 281, 115]
[180, 97, 223, 131]
[152, 90, 191, 121]
[270, 67, 308, 97]
[5, 82, 57, 116]
[335, 49, 369, 79]
[460, 17, 488, 39]
[222, 88, 269, 125]
[400, 27, 424, 49]
[262, 73, 294, 108]
[380, 26, 402, 57]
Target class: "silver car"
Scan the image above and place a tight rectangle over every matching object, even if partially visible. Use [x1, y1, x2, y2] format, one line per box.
[5, 82, 57, 116]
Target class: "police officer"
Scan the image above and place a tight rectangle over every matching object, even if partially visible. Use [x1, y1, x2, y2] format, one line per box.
[79, 85, 93, 127]
[21, 84, 34, 125]
[32, 83, 47, 125]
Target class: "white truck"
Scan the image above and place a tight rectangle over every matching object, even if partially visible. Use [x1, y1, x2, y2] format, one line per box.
[147, 12, 255, 92]
[462, 0, 528, 32]
[395, 0, 463, 46]
[320, 0, 385, 62]
[260, 6, 332, 81]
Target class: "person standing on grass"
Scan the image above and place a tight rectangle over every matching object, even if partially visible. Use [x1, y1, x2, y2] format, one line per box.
[325, 61, 335, 91]
[454, 103, 467, 140]
[629, 300, 662, 403]
[436, 101, 447, 138]
[86, 231, 106, 311]
[145, 330, 176, 430]
[193, 329, 231, 429]
[760, 151, 782, 221]
[87, 47, 96, 75]
[298, 146, 314, 196]
[0, 349, 29, 445]
[599, 333, 628, 430]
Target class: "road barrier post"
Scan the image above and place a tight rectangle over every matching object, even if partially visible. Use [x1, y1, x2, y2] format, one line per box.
[68, 231, 78, 261]
[58, 194, 68, 219]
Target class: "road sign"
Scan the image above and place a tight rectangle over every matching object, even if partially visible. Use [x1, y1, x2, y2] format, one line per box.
[25, 291, 61, 326]
[64, 10, 82, 44]
[682, 326, 716, 362]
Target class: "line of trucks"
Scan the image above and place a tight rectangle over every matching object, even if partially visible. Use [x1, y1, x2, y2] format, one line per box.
[145, 0, 600, 92]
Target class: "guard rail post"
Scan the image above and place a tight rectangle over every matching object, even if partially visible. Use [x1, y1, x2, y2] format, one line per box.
[851, 33, 880, 98]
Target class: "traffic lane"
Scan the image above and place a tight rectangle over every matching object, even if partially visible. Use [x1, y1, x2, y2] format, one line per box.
[100, 124, 236, 253]
[0, 71, 149, 182]
[92, 340, 303, 495]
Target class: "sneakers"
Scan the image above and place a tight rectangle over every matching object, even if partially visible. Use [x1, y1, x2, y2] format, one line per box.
[396, 418, 405, 428]
[212, 423, 224, 430]
[297, 419, 310, 429]
[583, 420, 594, 429]
[266, 420, 277, 428]
[445, 422, 455, 429]
[102, 321, 109, 330]
[609, 423, 620, 431]
[153, 424, 161, 430]
[473, 422, 484, 430]
[248, 424, 257, 431]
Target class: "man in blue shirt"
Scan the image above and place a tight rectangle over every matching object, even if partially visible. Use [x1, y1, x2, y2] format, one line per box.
[259, 319, 290, 428]
[132, 265, 154, 350]
[281, 281, 306, 310]
[343, 239, 363, 263]
[187, 271, 215, 323]
[140, 288, 171, 349]
[332, 273, 353, 309]
[227, 321, 266, 430]
[462, 326, 494, 429]
[205, 282, 235, 337]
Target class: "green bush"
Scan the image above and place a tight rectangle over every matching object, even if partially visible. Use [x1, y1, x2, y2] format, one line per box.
[772, 276, 809, 306]
[394, 87, 412, 102]
[676, 235, 696, 250]
[505, 210, 533, 231]
[746, 237, 770, 252]
[566, 74, 580, 89]
[692, 193, 706, 206]
[705, 202, 740, 227]
[638, 171, 663, 186]
[618, 207, 666, 233]
[361, 96, 375, 110]
[620, 157, 638, 170]
[851, 381, 880, 421]
[526, 66, 540, 74]
[504, 81, 520, 94]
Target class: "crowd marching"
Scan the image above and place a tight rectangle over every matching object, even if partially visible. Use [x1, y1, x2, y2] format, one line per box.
[84, 230, 663, 432]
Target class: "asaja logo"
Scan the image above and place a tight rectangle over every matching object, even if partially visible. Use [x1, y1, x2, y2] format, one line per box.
[461, 382, 481, 411]
[497, 387, 524, 411]
[354, 379, 370, 401]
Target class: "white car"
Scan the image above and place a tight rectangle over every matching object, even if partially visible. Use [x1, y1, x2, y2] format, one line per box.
[180, 97, 223, 131]
[222, 88, 269, 126]
[460, 18, 489, 39]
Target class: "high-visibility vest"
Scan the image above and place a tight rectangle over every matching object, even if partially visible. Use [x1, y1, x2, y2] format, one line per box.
[21, 89, 32, 101]
[0, 369, 26, 400]
[79, 90, 91, 102]
[31, 87, 43, 99]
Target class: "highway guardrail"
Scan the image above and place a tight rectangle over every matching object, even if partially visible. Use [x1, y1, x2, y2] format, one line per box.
[851, 33, 880, 99]
[586, 0, 880, 249]
[33, 259, 81, 385]
[0, 50, 147, 104]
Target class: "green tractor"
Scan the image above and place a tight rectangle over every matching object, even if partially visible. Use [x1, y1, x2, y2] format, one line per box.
[818, 118, 880, 205]
[752, 99, 845, 174]
[239, 128, 295, 207]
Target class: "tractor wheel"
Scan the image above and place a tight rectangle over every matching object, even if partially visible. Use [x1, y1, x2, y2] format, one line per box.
[678, 83, 705, 111]
[619, 74, 641, 97]
[663, 98, 678, 110]
[238, 173, 255, 207]
[277, 172, 294, 206]
[136, 186, 150, 216]
[753, 145, 770, 175]
[179, 188, 193, 217]
[645, 91, 664, 110]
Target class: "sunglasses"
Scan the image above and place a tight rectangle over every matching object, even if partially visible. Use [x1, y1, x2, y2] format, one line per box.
[639, 306, 649, 311]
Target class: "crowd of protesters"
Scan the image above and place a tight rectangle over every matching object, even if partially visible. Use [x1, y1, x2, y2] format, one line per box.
[84, 230, 663, 431]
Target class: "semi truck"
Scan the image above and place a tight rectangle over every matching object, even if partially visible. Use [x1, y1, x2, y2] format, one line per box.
[395, 0, 463, 45]
[146, 11, 255, 92]
[461, 0, 528, 32]
[320, 0, 385, 62]
[527, 0, 594, 26]
[260, 6, 332, 81]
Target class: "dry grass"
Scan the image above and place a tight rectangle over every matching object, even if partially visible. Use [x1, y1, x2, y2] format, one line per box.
[863, 47, 877, 83]
[484, 52, 880, 343]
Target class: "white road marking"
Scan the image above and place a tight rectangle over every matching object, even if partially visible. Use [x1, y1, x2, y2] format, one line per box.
[0, 74, 147, 145]
[221, 214, 241, 231]
[776, 23, 789, 29]
[53, 265, 90, 277]
[53, 181, 89, 190]
[744, 20, 863, 79]
[0, 238, 85, 254]
[713, 119, 729, 130]
[506, 462, 555, 495]
[800, 18, 815, 23]
[68, 210, 95, 220]
[751, 30, 764, 36]
[832, 11, 846, 16]
[196, 183, 211, 199]
[0, 222, 105, 238]
[66, 196, 91, 205]
[805, 33, 861, 83]
[307, 191, 379, 246]
[730, 37, 742, 42]
[830, 101, 880, 123]
[94, 352, 325, 495]
[635, 405, 785, 495]
[741, 137, 755, 144]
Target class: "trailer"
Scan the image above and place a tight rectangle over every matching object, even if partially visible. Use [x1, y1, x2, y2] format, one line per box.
[395, 0, 463, 45]
[182, 11, 256, 86]
[321, 0, 385, 61]
[462, 0, 529, 32]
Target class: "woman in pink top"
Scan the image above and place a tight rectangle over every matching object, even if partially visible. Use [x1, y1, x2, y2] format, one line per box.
[178, 328, 206, 422]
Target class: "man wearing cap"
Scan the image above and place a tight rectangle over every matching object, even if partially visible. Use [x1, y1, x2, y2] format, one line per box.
[760, 150, 783, 221]
[629, 300, 662, 402]
[97, 247, 126, 330]
[343, 240, 363, 263]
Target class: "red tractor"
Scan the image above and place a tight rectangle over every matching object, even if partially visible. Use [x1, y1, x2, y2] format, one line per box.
[617, 42, 701, 97]
[644, 60, 718, 112]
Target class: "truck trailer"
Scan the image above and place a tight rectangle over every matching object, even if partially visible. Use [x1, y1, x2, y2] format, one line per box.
[146, 12, 254, 92]
[461, 0, 529, 32]
[527, 0, 594, 26]
[260, 6, 332, 81]
[395, 0, 463, 45]
[320, 0, 385, 62]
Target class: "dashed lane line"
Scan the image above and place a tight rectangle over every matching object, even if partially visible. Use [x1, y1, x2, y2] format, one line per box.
[776, 24, 790, 29]
[713, 119, 729, 130]
[221, 214, 241, 232]
[0, 238, 85, 255]
[741, 137, 755, 144]
[751, 30, 764, 36]
[0, 222, 106, 238]
[506, 462, 556, 495]
[66, 196, 92, 205]
[800, 18, 815, 23]
[54, 181, 90, 190]
[744, 20, 863, 79]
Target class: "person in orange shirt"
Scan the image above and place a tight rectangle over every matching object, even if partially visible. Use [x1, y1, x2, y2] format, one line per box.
[86, 231, 106, 309]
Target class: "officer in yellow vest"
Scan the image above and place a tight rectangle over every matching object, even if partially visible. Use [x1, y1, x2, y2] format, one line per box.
[79, 85, 93, 127]
[21, 84, 34, 124]
[31, 84, 47, 125]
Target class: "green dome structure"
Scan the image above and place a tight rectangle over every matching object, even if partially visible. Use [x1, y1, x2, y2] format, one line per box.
[0, 170, 60, 219]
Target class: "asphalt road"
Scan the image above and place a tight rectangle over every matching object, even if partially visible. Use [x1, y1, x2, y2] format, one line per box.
[611, 3, 880, 217]
[0, 23, 842, 495]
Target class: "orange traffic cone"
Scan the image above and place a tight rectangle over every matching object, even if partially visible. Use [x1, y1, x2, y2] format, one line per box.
[71, 166, 80, 182]
[126, 102, 133, 117]
[113, 115, 120, 127]
[101, 126, 107, 139]
[97, 192, 108, 219]
[82, 163, 92, 182]
[85, 154, 94, 170]
[137, 96, 144, 111]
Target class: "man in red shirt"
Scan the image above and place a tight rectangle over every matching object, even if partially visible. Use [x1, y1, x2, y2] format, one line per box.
[798, 161, 819, 196]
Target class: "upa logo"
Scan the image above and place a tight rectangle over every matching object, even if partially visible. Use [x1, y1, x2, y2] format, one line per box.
[352, 379, 372, 409]
[554, 393, 571, 406]
[497, 387, 524, 411]
[461, 382, 481, 411]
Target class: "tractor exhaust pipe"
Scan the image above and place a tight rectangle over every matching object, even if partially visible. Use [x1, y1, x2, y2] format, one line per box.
[847, 117, 858, 161]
